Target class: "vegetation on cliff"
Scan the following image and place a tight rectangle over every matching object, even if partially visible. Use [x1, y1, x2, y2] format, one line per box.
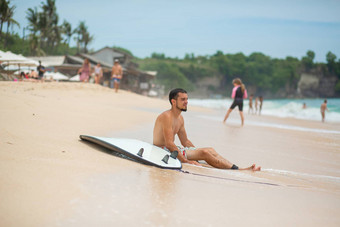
[136, 50, 340, 97]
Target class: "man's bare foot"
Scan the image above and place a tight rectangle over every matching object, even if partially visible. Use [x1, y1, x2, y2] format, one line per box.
[252, 165, 261, 171]
[239, 164, 261, 171]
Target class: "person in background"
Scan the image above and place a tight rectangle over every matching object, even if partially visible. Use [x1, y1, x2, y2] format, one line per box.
[320, 99, 329, 122]
[111, 59, 123, 92]
[254, 97, 258, 114]
[37, 61, 46, 82]
[30, 70, 38, 80]
[94, 63, 103, 84]
[248, 94, 254, 114]
[259, 96, 263, 115]
[78, 58, 91, 82]
[223, 78, 248, 126]
[302, 103, 307, 109]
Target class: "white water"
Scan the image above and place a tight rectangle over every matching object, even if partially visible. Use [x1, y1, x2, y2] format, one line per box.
[190, 98, 340, 122]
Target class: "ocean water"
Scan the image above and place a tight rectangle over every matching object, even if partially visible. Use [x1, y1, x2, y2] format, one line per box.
[190, 98, 340, 122]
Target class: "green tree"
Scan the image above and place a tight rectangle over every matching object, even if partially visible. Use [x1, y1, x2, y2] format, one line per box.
[0, 0, 9, 37]
[0, 0, 19, 48]
[151, 52, 165, 59]
[74, 21, 93, 53]
[326, 51, 337, 73]
[301, 50, 315, 71]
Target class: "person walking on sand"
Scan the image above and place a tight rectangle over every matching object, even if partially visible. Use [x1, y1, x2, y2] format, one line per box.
[320, 99, 329, 122]
[37, 61, 46, 82]
[248, 94, 254, 114]
[78, 58, 91, 82]
[255, 97, 258, 114]
[223, 78, 248, 126]
[94, 63, 103, 84]
[111, 59, 123, 92]
[153, 88, 261, 171]
[259, 96, 263, 115]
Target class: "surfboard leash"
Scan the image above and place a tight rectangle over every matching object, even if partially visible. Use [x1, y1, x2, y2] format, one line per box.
[177, 169, 281, 187]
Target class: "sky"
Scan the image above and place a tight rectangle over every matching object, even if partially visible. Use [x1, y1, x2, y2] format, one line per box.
[10, 0, 340, 62]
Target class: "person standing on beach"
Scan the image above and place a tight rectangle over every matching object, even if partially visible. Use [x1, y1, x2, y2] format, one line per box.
[37, 61, 45, 82]
[320, 99, 329, 122]
[248, 94, 254, 114]
[153, 88, 261, 171]
[259, 96, 263, 115]
[255, 97, 258, 114]
[223, 78, 248, 126]
[94, 63, 103, 84]
[78, 58, 91, 82]
[111, 59, 123, 92]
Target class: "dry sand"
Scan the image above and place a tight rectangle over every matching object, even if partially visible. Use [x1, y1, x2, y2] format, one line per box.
[0, 82, 339, 227]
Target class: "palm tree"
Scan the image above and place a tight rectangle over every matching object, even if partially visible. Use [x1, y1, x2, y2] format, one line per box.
[62, 20, 73, 45]
[82, 31, 93, 53]
[75, 21, 94, 53]
[41, 0, 58, 52]
[26, 7, 39, 35]
[0, 0, 9, 37]
[26, 7, 42, 55]
[3, 1, 20, 48]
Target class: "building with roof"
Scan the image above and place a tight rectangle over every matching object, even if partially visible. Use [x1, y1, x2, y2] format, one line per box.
[28, 47, 156, 94]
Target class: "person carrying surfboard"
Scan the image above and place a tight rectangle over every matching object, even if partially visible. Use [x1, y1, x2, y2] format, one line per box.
[153, 88, 261, 171]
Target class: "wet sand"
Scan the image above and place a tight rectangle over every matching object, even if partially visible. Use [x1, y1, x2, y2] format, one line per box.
[0, 82, 339, 226]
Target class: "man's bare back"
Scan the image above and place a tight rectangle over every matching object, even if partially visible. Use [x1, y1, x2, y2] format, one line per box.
[111, 64, 122, 78]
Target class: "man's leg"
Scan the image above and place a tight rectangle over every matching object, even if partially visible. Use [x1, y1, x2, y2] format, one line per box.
[186, 148, 233, 169]
[114, 81, 119, 92]
[186, 148, 260, 170]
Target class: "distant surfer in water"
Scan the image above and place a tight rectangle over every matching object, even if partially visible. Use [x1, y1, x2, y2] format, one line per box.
[223, 78, 248, 125]
[153, 88, 261, 171]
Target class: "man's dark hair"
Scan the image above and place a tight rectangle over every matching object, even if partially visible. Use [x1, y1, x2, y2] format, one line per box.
[169, 88, 187, 104]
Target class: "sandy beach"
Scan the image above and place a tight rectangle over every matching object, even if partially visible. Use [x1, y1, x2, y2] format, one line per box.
[1, 81, 339, 227]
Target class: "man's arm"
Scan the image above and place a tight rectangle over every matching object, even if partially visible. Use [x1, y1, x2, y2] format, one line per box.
[160, 114, 190, 163]
[177, 122, 194, 148]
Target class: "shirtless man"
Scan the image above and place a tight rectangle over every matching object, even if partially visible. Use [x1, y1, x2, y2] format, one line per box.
[320, 99, 329, 122]
[111, 59, 123, 92]
[153, 88, 261, 171]
[248, 94, 254, 114]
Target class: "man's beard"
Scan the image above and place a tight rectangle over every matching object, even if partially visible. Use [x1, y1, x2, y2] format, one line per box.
[177, 104, 187, 112]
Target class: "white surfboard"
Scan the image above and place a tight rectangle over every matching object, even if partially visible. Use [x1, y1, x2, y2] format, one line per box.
[80, 135, 182, 169]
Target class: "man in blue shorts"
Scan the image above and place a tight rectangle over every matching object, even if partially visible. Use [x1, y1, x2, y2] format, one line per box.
[110, 59, 123, 93]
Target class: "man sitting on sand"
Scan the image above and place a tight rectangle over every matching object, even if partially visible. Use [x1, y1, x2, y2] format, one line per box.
[153, 88, 261, 171]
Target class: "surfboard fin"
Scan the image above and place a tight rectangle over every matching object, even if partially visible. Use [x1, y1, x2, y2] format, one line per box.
[162, 154, 169, 164]
[137, 148, 144, 157]
[170, 150, 178, 159]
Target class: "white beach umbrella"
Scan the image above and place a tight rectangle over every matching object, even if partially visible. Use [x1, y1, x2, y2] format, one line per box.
[0, 50, 39, 66]
[44, 72, 69, 80]
[69, 74, 80, 81]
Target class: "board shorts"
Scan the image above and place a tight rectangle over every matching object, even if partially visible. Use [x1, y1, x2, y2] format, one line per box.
[161, 146, 196, 159]
[230, 99, 244, 111]
[111, 76, 121, 84]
